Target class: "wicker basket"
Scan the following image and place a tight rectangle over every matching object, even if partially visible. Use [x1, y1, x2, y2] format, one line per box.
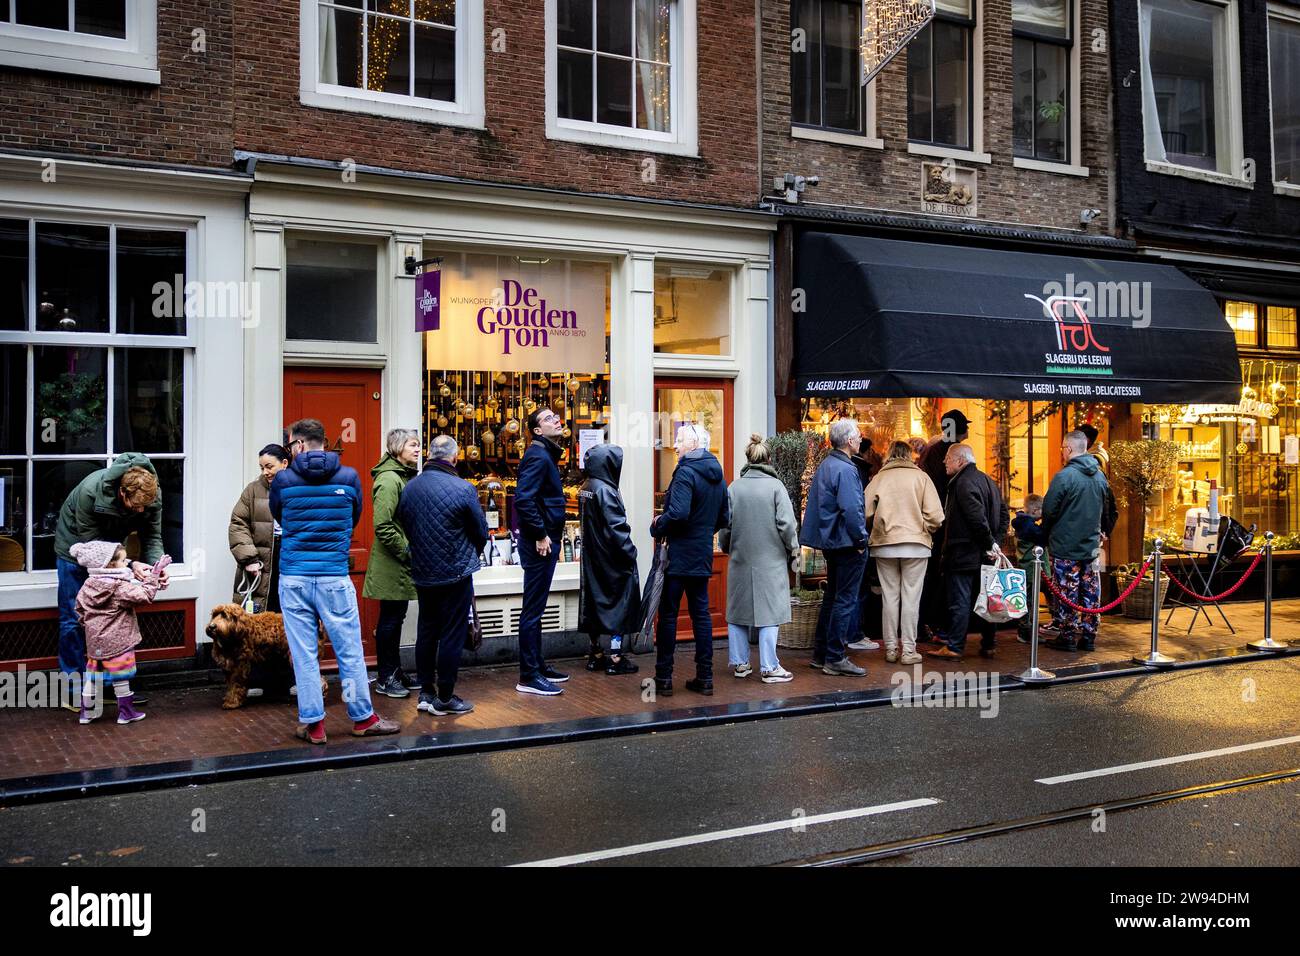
[779, 592, 824, 649]
[1116, 570, 1170, 620]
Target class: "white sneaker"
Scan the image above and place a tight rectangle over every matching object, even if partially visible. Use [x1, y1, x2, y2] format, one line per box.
[884, 649, 899, 664]
[847, 638, 881, 651]
[761, 667, 794, 683]
[732, 663, 753, 678]
[900, 652, 924, 665]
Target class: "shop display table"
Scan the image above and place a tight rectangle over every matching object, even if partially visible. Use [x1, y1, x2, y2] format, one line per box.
[1163, 518, 1258, 634]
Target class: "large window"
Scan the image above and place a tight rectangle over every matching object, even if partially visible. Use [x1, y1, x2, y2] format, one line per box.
[791, 0, 863, 134]
[1270, 7, 1300, 187]
[653, 262, 731, 355]
[301, 0, 484, 126]
[0, 0, 156, 83]
[0, 217, 189, 575]
[1013, 0, 1071, 162]
[908, 0, 974, 149]
[1138, 0, 1240, 177]
[285, 236, 379, 344]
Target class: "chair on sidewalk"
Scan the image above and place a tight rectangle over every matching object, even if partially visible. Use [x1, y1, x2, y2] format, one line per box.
[1164, 517, 1256, 634]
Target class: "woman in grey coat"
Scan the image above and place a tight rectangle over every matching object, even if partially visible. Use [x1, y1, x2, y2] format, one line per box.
[717, 434, 800, 682]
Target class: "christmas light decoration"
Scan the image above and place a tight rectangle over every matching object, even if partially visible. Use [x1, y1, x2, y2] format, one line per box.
[860, 0, 935, 86]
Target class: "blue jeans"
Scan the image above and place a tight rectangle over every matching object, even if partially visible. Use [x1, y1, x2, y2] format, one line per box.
[727, 624, 780, 673]
[57, 558, 89, 674]
[655, 575, 713, 681]
[814, 547, 866, 665]
[518, 539, 559, 681]
[278, 574, 374, 724]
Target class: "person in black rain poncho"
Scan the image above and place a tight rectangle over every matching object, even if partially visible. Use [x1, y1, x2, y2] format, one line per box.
[578, 443, 642, 675]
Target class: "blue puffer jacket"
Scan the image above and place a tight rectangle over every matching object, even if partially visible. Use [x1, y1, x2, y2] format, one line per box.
[515, 435, 568, 542]
[398, 461, 490, 587]
[269, 451, 362, 578]
[651, 449, 730, 577]
[799, 449, 868, 552]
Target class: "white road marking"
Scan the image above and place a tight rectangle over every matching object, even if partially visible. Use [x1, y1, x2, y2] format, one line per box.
[510, 798, 941, 867]
[1036, 735, 1300, 785]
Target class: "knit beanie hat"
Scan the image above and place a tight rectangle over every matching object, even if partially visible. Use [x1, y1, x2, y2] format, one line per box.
[70, 540, 121, 569]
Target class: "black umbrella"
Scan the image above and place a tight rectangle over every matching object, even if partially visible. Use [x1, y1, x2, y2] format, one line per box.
[630, 539, 667, 654]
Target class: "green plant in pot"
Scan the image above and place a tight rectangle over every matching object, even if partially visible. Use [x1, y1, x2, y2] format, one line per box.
[767, 429, 827, 591]
[1110, 440, 1182, 615]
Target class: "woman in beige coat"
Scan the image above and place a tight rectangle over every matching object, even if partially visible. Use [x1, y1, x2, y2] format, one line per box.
[228, 443, 289, 611]
[863, 441, 945, 664]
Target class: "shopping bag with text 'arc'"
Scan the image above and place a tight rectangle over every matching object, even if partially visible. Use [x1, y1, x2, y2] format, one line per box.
[974, 550, 1028, 624]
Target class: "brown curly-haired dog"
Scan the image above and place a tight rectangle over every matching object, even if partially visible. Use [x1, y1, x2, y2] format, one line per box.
[205, 604, 327, 709]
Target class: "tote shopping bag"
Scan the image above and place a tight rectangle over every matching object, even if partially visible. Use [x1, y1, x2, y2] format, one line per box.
[974, 549, 1028, 624]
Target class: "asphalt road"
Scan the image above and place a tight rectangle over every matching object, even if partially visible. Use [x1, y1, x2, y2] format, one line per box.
[2, 657, 1298, 867]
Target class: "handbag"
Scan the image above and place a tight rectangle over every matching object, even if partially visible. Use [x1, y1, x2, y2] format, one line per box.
[237, 569, 263, 614]
[973, 547, 1028, 624]
[629, 539, 667, 655]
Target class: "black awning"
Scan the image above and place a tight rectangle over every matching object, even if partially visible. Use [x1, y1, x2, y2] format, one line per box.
[793, 233, 1242, 402]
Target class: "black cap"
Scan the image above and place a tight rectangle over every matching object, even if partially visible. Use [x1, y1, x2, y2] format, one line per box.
[941, 409, 970, 435]
[1078, 423, 1098, 446]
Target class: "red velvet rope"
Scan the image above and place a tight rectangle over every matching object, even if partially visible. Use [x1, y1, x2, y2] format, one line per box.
[1040, 557, 1153, 614]
[1162, 550, 1264, 602]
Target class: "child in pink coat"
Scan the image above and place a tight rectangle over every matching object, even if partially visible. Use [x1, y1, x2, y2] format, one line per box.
[71, 540, 168, 725]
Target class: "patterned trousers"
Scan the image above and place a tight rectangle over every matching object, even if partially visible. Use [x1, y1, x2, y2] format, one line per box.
[1050, 557, 1100, 642]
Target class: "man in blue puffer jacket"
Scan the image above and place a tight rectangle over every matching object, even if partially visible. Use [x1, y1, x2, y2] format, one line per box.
[398, 434, 489, 716]
[270, 418, 399, 745]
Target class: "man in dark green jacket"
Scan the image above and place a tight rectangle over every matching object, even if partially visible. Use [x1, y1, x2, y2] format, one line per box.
[54, 453, 167, 676]
[1042, 431, 1118, 652]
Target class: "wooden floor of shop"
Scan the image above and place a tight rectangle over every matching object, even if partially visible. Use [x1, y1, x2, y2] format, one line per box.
[3, 599, 1298, 782]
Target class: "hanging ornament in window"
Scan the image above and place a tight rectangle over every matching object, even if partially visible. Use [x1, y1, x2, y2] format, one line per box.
[494, 372, 508, 386]
[439, 382, 452, 398]
[504, 418, 520, 434]
[436, 414, 449, 428]
[566, 376, 581, 394]
[466, 445, 481, 461]
[462, 403, 475, 416]
[514, 439, 527, 455]
[537, 375, 550, 390]
[562, 427, 572, 439]
[524, 398, 537, 413]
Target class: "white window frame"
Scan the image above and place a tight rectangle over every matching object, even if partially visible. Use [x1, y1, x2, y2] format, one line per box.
[906, 0, 991, 165]
[789, 0, 882, 149]
[281, 229, 391, 362]
[651, 258, 738, 362]
[1012, 0, 1090, 176]
[0, 0, 158, 84]
[545, 0, 699, 157]
[1137, 0, 1247, 188]
[1267, 2, 1300, 197]
[0, 213, 196, 583]
[299, 0, 485, 129]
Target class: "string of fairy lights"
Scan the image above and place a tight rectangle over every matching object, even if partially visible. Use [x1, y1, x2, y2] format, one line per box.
[362, 0, 456, 93]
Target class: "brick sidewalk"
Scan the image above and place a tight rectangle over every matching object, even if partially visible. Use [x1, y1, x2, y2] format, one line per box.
[2, 601, 1295, 782]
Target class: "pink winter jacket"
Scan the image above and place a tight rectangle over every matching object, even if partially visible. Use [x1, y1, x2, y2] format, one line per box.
[75, 570, 161, 661]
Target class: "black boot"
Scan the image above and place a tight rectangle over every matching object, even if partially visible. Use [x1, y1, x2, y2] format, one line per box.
[684, 677, 714, 696]
[654, 677, 673, 697]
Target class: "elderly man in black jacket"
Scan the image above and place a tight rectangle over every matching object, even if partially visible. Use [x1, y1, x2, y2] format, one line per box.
[651, 423, 730, 697]
[578, 443, 641, 676]
[398, 434, 489, 716]
[929, 443, 1009, 661]
[514, 407, 572, 696]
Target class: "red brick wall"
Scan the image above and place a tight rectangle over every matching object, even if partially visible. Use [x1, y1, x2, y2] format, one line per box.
[234, 0, 760, 208]
[761, 0, 1112, 233]
[0, 1, 235, 168]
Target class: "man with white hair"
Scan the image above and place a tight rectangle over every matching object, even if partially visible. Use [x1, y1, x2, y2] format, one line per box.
[929, 443, 1008, 661]
[800, 418, 869, 676]
[650, 423, 730, 696]
[1041, 430, 1117, 652]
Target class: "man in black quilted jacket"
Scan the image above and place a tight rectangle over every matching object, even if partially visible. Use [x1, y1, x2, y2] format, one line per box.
[398, 434, 489, 716]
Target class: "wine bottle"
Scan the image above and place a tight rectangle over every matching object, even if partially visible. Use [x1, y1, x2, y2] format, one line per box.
[562, 531, 574, 562]
[485, 494, 501, 535]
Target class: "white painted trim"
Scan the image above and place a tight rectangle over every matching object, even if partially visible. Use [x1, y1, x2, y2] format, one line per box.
[543, 0, 699, 157]
[907, 142, 992, 165]
[1144, 159, 1254, 189]
[0, 0, 157, 84]
[1013, 156, 1090, 177]
[1275, 182, 1300, 198]
[298, 0, 485, 129]
[792, 126, 883, 150]
[1267, 4, 1300, 193]
[1136, 246, 1300, 273]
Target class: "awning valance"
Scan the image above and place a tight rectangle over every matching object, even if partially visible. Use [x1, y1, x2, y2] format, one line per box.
[793, 233, 1242, 403]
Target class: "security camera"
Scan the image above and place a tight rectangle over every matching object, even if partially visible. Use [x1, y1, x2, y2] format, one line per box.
[1080, 208, 1102, 225]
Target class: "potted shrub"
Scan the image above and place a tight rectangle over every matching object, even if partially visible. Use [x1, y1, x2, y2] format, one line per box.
[767, 429, 829, 648]
[1109, 439, 1182, 618]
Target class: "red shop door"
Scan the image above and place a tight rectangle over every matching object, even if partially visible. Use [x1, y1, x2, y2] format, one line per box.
[283, 366, 384, 663]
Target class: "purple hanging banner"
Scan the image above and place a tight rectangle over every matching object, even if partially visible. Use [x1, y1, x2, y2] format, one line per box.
[415, 268, 440, 332]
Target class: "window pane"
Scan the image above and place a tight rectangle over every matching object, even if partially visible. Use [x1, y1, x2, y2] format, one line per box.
[151, 457, 184, 563]
[790, 0, 822, 126]
[936, 0, 971, 15]
[908, 24, 934, 140]
[1035, 41, 1068, 161]
[1271, 17, 1300, 185]
[320, 6, 364, 88]
[34, 346, 107, 454]
[596, 0, 632, 55]
[16, 0, 68, 30]
[1013, 37, 1036, 156]
[0, 461, 27, 572]
[1226, 301, 1257, 347]
[116, 229, 186, 335]
[653, 263, 731, 355]
[366, 14, 411, 94]
[0, 345, 24, 455]
[635, 61, 670, 130]
[558, 49, 594, 120]
[634, 0, 670, 62]
[0, 218, 26, 332]
[414, 22, 456, 100]
[932, 20, 970, 148]
[31, 460, 103, 570]
[35, 223, 109, 333]
[285, 238, 378, 343]
[558, 0, 594, 47]
[414, 0, 453, 27]
[74, 0, 127, 38]
[114, 348, 184, 455]
[1145, 0, 1221, 171]
[821, 0, 861, 132]
[1268, 306, 1298, 349]
[596, 54, 633, 126]
[1012, 0, 1069, 38]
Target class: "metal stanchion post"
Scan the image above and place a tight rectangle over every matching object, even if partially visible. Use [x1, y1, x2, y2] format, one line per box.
[1018, 546, 1055, 683]
[1248, 531, 1289, 651]
[1134, 538, 1175, 666]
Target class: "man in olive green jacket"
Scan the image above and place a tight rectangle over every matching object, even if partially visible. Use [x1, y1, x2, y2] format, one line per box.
[53, 453, 167, 678]
[362, 429, 421, 697]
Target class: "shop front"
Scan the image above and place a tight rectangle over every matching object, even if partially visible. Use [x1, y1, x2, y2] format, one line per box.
[243, 157, 773, 652]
